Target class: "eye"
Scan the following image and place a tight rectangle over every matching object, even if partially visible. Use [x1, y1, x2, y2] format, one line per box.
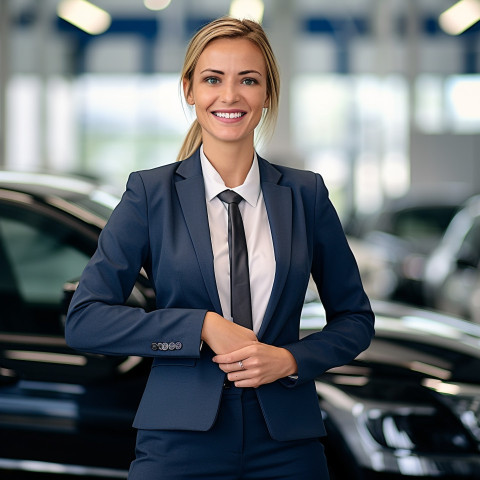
[242, 78, 258, 86]
[205, 77, 220, 85]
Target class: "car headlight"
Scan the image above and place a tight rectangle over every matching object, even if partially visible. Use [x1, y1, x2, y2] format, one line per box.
[424, 378, 480, 444]
[318, 380, 480, 477]
[364, 405, 477, 453]
[438, 394, 480, 443]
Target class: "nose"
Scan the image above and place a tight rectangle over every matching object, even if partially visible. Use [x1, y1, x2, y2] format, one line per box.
[220, 81, 239, 104]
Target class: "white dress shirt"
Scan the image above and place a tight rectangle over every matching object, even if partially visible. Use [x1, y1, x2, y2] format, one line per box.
[200, 146, 276, 335]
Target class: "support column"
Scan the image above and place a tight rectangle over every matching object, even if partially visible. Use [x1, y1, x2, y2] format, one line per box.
[405, 0, 420, 188]
[0, 0, 10, 168]
[35, 0, 50, 170]
[263, 0, 301, 168]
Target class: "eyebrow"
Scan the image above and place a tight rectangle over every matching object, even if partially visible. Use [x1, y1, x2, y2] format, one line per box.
[200, 69, 263, 76]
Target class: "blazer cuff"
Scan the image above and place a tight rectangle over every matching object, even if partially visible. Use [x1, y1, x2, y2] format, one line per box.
[279, 374, 298, 388]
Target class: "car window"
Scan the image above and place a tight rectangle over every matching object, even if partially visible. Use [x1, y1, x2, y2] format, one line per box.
[0, 206, 92, 336]
[393, 206, 458, 241]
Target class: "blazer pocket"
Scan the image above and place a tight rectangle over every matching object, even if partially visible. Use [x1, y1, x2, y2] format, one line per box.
[152, 357, 197, 368]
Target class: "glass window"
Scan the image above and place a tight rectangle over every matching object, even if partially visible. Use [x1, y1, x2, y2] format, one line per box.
[415, 74, 480, 134]
[75, 74, 190, 187]
[292, 74, 409, 217]
[6, 74, 190, 189]
[415, 75, 445, 133]
[446, 76, 480, 133]
[393, 207, 460, 242]
[0, 206, 92, 335]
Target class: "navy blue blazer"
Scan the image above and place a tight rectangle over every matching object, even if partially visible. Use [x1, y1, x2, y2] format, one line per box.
[65, 149, 374, 441]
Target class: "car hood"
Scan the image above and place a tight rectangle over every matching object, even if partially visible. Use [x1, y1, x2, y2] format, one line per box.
[301, 300, 480, 385]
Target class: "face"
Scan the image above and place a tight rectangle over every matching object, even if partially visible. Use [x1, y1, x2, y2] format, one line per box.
[184, 37, 269, 150]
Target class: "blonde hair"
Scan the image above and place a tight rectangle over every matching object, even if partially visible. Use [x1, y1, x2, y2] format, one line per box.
[176, 17, 280, 162]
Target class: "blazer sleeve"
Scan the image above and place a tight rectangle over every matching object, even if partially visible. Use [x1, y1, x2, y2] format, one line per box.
[65, 172, 206, 358]
[283, 173, 375, 385]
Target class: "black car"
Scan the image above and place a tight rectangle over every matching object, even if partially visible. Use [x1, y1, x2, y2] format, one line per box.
[1, 171, 480, 479]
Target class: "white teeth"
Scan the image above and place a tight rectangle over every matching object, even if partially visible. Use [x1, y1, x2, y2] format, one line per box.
[214, 112, 244, 119]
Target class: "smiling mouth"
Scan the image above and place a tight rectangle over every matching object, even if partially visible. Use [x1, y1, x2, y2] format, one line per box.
[212, 112, 246, 119]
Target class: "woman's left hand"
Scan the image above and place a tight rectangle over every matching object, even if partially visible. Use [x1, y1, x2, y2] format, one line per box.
[212, 343, 298, 388]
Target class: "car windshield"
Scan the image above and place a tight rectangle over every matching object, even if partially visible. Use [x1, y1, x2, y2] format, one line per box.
[391, 206, 460, 241]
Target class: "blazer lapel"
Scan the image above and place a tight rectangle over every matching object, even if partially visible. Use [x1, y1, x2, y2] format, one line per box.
[257, 157, 292, 340]
[175, 151, 222, 315]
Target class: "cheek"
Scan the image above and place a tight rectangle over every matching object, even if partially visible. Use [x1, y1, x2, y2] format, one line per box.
[254, 96, 268, 114]
[194, 104, 201, 118]
[254, 91, 269, 110]
[192, 87, 215, 109]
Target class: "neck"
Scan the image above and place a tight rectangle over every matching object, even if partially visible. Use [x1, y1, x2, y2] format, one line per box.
[203, 140, 254, 188]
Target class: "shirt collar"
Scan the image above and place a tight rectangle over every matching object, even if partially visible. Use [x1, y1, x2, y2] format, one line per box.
[200, 145, 260, 207]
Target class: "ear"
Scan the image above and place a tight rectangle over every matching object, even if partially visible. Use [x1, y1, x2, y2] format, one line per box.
[263, 94, 269, 109]
[183, 78, 194, 105]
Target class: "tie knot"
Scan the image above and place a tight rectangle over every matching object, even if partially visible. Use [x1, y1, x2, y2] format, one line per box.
[218, 189, 243, 205]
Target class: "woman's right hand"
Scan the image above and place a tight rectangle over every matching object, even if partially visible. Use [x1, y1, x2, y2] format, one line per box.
[201, 312, 258, 355]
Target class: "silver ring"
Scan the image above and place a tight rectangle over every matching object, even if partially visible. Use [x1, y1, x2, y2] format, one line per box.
[238, 360, 245, 370]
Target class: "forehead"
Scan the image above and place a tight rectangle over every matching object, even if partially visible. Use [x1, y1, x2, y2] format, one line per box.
[196, 37, 266, 72]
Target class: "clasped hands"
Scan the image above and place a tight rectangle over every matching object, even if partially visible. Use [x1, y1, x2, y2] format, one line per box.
[202, 312, 297, 388]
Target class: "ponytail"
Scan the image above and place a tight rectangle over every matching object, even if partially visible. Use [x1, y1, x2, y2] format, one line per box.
[176, 119, 202, 162]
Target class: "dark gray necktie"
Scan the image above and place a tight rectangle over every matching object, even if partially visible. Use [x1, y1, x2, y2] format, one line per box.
[217, 190, 253, 330]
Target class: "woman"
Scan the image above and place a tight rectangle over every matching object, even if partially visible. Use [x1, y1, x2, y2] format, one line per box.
[66, 16, 374, 480]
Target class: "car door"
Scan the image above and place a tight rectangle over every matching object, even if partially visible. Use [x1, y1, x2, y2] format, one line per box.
[0, 196, 102, 379]
[0, 192, 145, 477]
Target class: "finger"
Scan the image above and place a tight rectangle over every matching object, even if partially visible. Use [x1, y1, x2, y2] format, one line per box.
[212, 344, 260, 363]
[227, 370, 252, 383]
[234, 379, 257, 388]
[212, 346, 253, 364]
[217, 361, 246, 373]
[231, 373, 262, 389]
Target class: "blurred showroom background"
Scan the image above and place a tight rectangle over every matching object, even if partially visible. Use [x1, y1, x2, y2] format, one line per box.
[3, 3, 480, 478]
[1, 0, 480, 308]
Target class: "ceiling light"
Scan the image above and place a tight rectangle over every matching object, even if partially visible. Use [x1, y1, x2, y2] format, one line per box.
[144, 0, 171, 11]
[229, 0, 264, 23]
[439, 0, 480, 35]
[57, 0, 111, 35]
